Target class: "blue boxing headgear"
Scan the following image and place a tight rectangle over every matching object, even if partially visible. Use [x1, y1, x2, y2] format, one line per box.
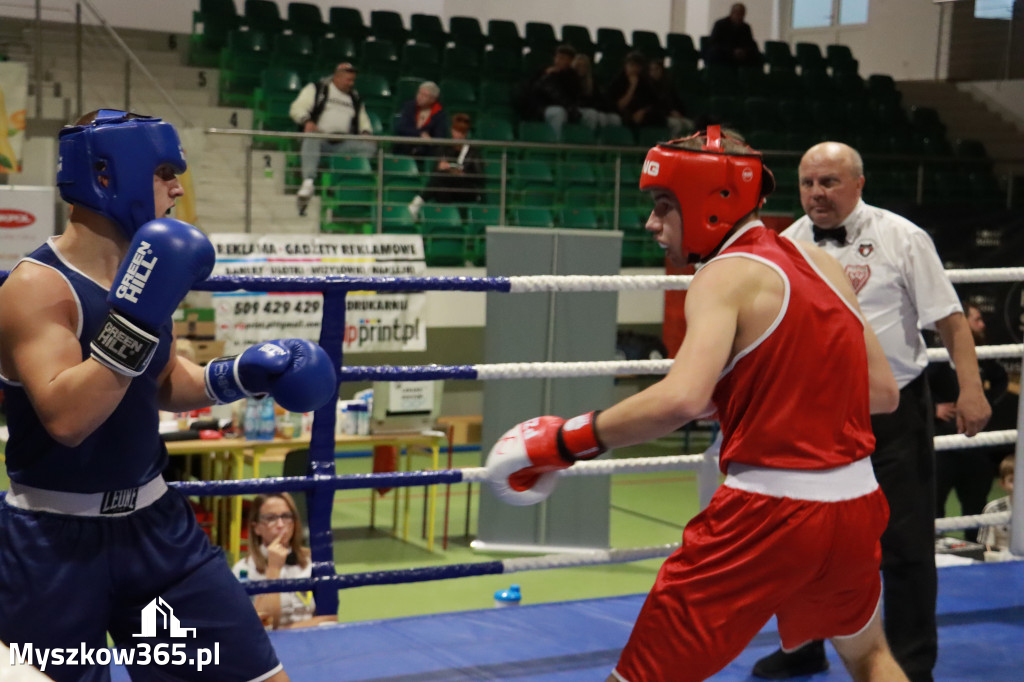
[57, 109, 186, 238]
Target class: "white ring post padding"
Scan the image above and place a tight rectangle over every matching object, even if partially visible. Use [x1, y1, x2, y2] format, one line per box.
[508, 275, 693, 293]
[935, 511, 1011, 532]
[502, 542, 681, 573]
[944, 268, 1024, 283]
[927, 344, 1023, 362]
[934, 430, 1018, 451]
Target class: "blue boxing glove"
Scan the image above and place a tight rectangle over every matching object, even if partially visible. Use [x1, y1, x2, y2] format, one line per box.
[91, 218, 215, 377]
[204, 339, 337, 413]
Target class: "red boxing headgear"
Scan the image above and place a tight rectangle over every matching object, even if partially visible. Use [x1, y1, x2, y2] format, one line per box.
[639, 125, 774, 263]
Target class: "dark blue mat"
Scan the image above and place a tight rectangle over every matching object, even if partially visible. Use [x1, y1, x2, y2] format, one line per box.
[110, 561, 1023, 681]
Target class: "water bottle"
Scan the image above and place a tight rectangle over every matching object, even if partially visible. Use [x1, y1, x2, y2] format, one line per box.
[493, 584, 521, 608]
[243, 398, 260, 440]
[257, 397, 276, 440]
[238, 568, 248, 582]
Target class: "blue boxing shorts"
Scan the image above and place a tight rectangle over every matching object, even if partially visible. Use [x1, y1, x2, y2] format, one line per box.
[0, 481, 281, 682]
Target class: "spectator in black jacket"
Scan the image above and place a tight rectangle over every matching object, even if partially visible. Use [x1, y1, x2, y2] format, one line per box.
[648, 58, 693, 138]
[525, 44, 597, 137]
[572, 54, 621, 130]
[394, 81, 449, 160]
[607, 52, 666, 130]
[706, 3, 762, 67]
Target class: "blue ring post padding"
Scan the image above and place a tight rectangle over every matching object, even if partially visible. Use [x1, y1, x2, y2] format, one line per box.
[338, 365, 479, 382]
[170, 469, 468, 496]
[308, 289, 347, 617]
[192, 275, 514, 294]
[243, 559, 506, 595]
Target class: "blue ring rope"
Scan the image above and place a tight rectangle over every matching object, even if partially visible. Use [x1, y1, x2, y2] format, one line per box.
[338, 364, 480, 381]
[192, 275, 513, 294]
[244, 560, 506, 595]
[171, 469, 468, 496]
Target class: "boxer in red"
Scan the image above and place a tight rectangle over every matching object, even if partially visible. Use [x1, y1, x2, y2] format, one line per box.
[485, 126, 908, 681]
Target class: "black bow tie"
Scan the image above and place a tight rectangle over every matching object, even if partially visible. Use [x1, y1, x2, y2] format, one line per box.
[812, 225, 846, 245]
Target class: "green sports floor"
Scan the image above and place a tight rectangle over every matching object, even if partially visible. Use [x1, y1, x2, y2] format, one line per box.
[0, 431, 1001, 626]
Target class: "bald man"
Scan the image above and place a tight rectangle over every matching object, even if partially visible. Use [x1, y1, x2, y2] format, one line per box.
[752, 142, 990, 681]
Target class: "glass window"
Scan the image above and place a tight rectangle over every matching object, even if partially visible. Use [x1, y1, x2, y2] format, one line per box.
[793, 0, 832, 28]
[793, 0, 870, 28]
[975, 0, 1013, 20]
[839, 0, 869, 24]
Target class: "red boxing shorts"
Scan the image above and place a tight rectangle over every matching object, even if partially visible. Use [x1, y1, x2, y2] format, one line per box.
[613, 463, 888, 682]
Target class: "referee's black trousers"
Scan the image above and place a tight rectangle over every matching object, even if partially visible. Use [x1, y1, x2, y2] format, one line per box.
[870, 373, 937, 682]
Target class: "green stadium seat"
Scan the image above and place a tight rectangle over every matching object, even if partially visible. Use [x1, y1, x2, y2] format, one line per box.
[356, 73, 392, 113]
[525, 22, 558, 53]
[439, 78, 477, 118]
[360, 40, 399, 83]
[596, 27, 628, 55]
[270, 32, 315, 71]
[637, 126, 672, 148]
[557, 161, 596, 189]
[378, 203, 418, 233]
[795, 42, 828, 72]
[704, 63, 739, 96]
[482, 48, 522, 83]
[801, 68, 836, 101]
[442, 45, 480, 83]
[253, 68, 303, 132]
[737, 66, 767, 96]
[411, 14, 447, 50]
[316, 36, 356, 63]
[666, 33, 699, 67]
[522, 50, 553, 79]
[401, 42, 441, 81]
[449, 16, 486, 52]
[598, 125, 636, 147]
[487, 19, 523, 50]
[561, 123, 596, 146]
[866, 74, 901, 105]
[511, 159, 554, 187]
[632, 30, 665, 59]
[764, 41, 797, 71]
[561, 24, 595, 58]
[560, 207, 601, 229]
[423, 223, 473, 266]
[478, 80, 515, 119]
[467, 205, 503, 235]
[370, 10, 408, 45]
[328, 7, 368, 42]
[518, 121, 558, 144]
[826, 44, 857, 72]
[218, 29, 271, 107]
[189, 0, 241, 65]
[393, 76, 424, 105]
[327, 155, 375, 188]
[244, 0, 285, 34]
[476, 117, 515, 143]
[512, 208, 555, 227]
[287, 2, 328, 38]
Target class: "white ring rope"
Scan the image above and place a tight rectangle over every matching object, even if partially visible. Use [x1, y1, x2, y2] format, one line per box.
[934, 430, 1018, 451]
[935, 511, 1012, 532]
[927, 344, 1023, 362]
[473, 345, 1023, 382]
[945, 267, 1024, 283]
[499, 267, 1024, 294]
[509, 275, 693, 293]
[502, 543, 681, 572]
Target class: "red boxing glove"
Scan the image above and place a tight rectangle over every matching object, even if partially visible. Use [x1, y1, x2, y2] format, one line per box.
[485, 412, 606, 507]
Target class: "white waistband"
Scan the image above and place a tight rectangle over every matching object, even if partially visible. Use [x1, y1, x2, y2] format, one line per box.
[5, 477, 168, 516]
[723, 458, 877, 502]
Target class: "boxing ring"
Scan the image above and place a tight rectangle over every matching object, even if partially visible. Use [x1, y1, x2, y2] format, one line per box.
[132, 268, 1023, 679]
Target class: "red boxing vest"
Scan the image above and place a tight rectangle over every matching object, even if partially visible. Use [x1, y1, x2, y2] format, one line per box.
[711, 226, 875, 471]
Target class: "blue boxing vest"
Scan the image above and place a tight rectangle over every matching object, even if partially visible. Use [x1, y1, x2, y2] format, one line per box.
[1, 238, 171, 493]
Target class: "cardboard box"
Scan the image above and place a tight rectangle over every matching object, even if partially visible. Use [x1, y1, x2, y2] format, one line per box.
[173, 308, 216, 339]
[176, 339, 225, 366]
[436, 415, 482, 445]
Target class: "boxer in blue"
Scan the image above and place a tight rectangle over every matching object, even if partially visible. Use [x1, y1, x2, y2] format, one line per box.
[0, 110, 337, 681]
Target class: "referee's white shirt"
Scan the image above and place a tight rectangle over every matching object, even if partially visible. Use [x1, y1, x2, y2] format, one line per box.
[782, 199, 962, 388]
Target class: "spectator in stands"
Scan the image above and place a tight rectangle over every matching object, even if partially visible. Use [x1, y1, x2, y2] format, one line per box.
[931, 303, 1009, 542]
[290, 62, 376, 215]
[572, 54, 621, 130]
[408, 113, 483, 219]
[233, 493, 337, 630]
[525, 44, 595, 137]
[606, 52, 666, 131]
[648, 57, 692, 138]
[705, 3, 762, 67]
[978, 455, 1014, 552]
[394, 81, 450, 160]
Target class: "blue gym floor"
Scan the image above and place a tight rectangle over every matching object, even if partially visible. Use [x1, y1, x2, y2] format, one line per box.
[264, 561, 1024, 681]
